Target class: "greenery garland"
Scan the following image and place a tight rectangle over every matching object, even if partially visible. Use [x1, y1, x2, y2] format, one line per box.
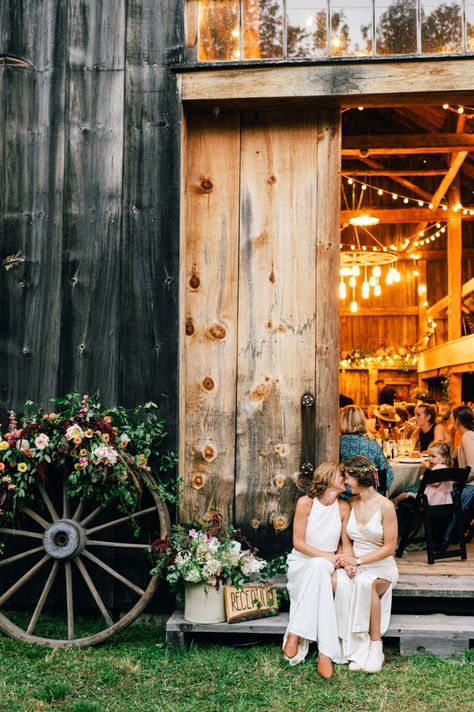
[340, 345, 418, 372]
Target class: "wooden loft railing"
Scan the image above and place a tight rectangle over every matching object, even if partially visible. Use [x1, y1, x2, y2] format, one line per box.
[417, 333, 474, 377]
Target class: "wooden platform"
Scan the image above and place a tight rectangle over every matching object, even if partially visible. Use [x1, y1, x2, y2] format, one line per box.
[166, 611, 474, 657]
[167, 544, 474, 656]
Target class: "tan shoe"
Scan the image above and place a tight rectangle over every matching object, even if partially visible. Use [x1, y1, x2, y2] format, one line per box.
[283, 633, 299, 659]
[317, 654, 334, 679]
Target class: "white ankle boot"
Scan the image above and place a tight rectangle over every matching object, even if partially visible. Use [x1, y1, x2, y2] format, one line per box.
[363, 640, 384, 673]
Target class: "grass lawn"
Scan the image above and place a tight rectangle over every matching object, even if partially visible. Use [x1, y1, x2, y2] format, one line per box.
[0, 617, 472, 712]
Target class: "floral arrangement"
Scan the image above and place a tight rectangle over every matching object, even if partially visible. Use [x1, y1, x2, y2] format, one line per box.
[150, 513, 269, 591]
[340, 344, 418, 371]
[0, 392, 177, 531]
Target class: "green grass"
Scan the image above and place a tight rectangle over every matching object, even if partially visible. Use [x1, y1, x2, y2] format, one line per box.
[0, 619, 472, 712]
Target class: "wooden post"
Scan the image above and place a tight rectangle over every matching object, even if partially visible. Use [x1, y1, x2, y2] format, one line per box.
[417, 259, 428, 346]
[447, 183, 462, 342]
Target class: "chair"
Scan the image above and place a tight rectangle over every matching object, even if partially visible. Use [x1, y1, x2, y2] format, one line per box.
[396, 466, 470, 564]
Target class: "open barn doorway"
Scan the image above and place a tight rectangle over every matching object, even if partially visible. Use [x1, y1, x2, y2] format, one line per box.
[338, 103, 474, 416]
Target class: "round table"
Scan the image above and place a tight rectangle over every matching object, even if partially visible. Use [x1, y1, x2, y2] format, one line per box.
[388, 460, 426, 498]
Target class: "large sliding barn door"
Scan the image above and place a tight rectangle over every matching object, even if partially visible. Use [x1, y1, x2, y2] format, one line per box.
[181, 108, 340, 551]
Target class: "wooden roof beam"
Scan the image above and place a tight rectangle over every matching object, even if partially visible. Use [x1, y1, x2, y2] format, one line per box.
[354, 156, 433, 200]
[341, 133, 474, 156]
[340, 169, 447, 176]
[341, 207, 474, 223]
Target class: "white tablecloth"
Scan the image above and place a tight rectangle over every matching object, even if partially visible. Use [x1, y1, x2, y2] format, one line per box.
[388, 461, 426, 498]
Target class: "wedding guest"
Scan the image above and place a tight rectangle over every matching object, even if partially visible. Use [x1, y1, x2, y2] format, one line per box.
[373, 404, 402, 442]
[339, 406, 393, 491]
[450, 406, 474, 512]
[338, 456, 398, 673]
[392, 440, 453, 507]
[283, 462, 354, 678]
[412, 403, 448, 452]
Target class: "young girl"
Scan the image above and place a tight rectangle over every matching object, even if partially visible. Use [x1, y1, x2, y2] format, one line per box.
[392, 440, 452, 506]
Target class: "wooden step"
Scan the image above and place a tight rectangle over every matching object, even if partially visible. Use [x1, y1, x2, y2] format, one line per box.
[270, 573, 474, 598]
[166, 610, 474, 657]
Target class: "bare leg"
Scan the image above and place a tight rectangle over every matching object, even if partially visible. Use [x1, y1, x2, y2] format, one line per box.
[369, 579, 390, 641]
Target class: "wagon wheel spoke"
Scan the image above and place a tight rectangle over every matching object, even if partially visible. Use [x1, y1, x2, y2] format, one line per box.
[22, 507, 50, 529]
[72, 500, 85, 522]
[38, 482, 59, 522]
[85, 506, 157, 535]
[26, 560, 60, 635]
[0, 555, 50, 606]
[80, 499, 116, 528]
[65, 561, 74, 640]
[0, 546, 44, 568]
[0, 527, 43, 539]
[86, 540, 149, 549]
[74, 557, 114, 627]
[62, 476, 69, 519]
[81, 550, 146, 596]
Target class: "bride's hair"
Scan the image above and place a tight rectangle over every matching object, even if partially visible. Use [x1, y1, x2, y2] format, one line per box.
[308, 462, 341, 499]
[341, 455, 377, 487]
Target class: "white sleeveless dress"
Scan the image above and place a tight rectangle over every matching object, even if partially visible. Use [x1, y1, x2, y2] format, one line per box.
[340, 504, 399, 667]
[283, 498, 351, 665]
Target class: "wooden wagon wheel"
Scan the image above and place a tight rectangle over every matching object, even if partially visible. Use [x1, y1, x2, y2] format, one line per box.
[0, 471, 170, 647]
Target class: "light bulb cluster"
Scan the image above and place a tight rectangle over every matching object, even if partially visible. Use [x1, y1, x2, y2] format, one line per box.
[343, 176, 449, 211]
[339, 258, 400, 311]
[442, 103, 474, 119]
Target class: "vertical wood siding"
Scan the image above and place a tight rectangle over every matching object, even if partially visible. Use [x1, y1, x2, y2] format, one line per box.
[0, 1, 182, 440]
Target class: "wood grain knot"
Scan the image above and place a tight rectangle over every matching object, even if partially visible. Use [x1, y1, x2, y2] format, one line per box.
[269, 270, 276, 283]
[274, 443, 289, 458]
[200, 179, 213, 193]
[191, 472, 206, 490]
[202, 377, 214, 391]
[267, 174, 277, 185]
[189, 274, 200, 289]
[185, 318, 195, 336]
[250, 381, 271, 401]
[193, 438, 217, 463]
[277, 323, 287, 333]
[273, 514, 289, 531]
[208, 323, 226, 340]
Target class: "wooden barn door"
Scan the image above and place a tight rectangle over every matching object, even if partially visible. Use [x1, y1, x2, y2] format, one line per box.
[181, 108, 340, 553]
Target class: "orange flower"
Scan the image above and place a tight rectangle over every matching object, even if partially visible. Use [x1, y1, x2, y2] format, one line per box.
[10, 462, 16, 468]
[79, 449, 88, 456]
[48, 413, 57, 420]
[70, 449, 77, 457]
[73, 436, 82, 445]
[24, 449, 33, 458]
[0, 463, 5, 472]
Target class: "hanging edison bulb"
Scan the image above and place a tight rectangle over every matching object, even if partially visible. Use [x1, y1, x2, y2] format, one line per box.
[373, 284, 382, 296]
[350, 300, 358, 313]
[351, 264, 360, 276]
[339, 280, 347, 299]
[349, 276, 357, 287]
[362, 281, 370, 299]
[369, 275, 376, 287]
[373, 265, 382, 278]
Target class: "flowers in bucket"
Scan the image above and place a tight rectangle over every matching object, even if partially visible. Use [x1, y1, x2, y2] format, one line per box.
[0, 392, 177, 531]
[150, 513, 268, 590]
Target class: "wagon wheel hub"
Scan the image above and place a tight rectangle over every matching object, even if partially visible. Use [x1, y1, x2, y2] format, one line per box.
[42, 519, 86, 560]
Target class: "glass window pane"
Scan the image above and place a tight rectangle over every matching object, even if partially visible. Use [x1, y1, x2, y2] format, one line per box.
[421, 0, 462, 53]
[466, 0, 474, 51]
[242, 0, 284, 59]
[330, 0, 373, 56]
[286, 1, 329, 58]
[375, 0, 417, 54]
[198, 0, 240, 61]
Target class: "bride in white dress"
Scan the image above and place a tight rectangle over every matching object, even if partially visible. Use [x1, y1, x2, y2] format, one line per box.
[282, 462, 355, 679]
[338, 455, 399, 673]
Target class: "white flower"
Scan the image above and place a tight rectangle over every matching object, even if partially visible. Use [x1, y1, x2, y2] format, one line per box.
[202, 558, 223, 579]
[195, 542, 212, 562]
[65, 424, 84, 441]
[119, 433, 130, 447]
[207, 537, 220, 554]
[91, 444, 118, 466]
[183, 567, 202, 583]
[15, 439, 30, 452]
[240, 554, 266, 577]
[34, 433, 50, 451]
[175, 551, 191, 568]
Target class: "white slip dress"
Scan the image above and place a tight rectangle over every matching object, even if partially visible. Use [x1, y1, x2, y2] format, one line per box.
[283, 498, 351, 665]
[341, 505, 399, 668]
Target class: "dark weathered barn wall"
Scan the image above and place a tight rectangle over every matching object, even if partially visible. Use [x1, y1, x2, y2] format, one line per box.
[0, 1, 183, 450]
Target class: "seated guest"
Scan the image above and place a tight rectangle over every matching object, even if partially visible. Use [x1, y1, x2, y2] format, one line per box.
[365, 404, 378, 438]
[392, 440, 453, 507]
[396, 406, 416, 439]
[373, 404, 402, 442]
[450, 406, 474, 511]
[412, 403, 448, 452]
[339, 406, 393, 491]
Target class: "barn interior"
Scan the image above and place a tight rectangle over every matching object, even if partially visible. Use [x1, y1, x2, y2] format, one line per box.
[339, 102, 474, 409]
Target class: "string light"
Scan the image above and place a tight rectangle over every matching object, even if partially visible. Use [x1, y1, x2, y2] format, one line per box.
[342, 175, 450, 210]
[442, 103, 474, 119]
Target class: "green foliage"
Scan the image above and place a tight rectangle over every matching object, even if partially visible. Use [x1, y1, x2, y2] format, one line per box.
[0, 392, 177, 547]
